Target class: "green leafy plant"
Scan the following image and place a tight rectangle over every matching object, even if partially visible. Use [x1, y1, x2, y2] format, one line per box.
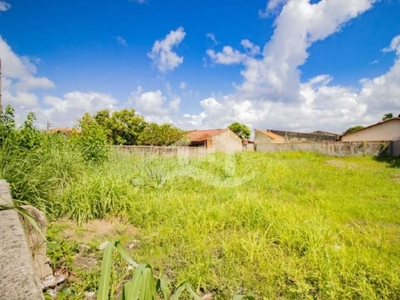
[98, 241, 205, 300]
[98, 241, 255, 300]
[69, 113, 110, 164]
[228, 122, 251, 140]
[0, 203, 46, 240]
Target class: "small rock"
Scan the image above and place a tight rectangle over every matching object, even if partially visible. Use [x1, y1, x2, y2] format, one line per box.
[41, 275, 56, 290]
[98, 241, 110, 250]
[128, 239, 139, 249]
[85, 291, 96, 299]
[202, 293, 213, 300]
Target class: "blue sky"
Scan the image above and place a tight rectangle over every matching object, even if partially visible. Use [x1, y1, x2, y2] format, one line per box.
[1, 0, 400, 133]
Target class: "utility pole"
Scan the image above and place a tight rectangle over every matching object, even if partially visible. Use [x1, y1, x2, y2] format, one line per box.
[0, 58, 2, 115]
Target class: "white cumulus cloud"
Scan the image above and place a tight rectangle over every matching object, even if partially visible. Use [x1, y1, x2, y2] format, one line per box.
[0, 1, 11, 12]
[207, 46, 246, 65]
[128, 87, 181, 123]
[3, 0, 400, 135]
[148, 27, 186, 72]
[182, 0, 393, 134]
[0, 37, 55, 90]
[237, 0, 376, 102]
[42, 92, 118, 127]
[259, 0, 288, 18]
[241, 39, 260, 56]
[0, 35, 55, 123]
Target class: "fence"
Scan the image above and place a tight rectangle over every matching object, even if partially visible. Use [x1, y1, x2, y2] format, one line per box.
[112, 145, 210, 157]
[255, 141, 396, 157]
[112, 141, 399, 158]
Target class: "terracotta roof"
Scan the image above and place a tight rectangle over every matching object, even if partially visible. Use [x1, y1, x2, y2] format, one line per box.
[342, 117, 400, 137]
[47, 127, 82, 135]
[187, 129, 228, 142]
[258, 129, 285, 141]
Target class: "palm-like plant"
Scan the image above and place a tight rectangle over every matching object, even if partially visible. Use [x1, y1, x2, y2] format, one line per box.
[382, 113, 393, 121]
[98, 241, 255, 300]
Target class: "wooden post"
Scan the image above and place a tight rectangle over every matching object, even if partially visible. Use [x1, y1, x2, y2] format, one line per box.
[0, 58, 2, 115]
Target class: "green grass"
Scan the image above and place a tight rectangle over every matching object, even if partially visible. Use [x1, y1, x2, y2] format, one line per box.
[5, 147, 400, 299]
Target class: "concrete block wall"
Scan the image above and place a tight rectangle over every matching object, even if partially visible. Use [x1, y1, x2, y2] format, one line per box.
[269, 130, 339, 142]
[255, 141, 393, 157]
[392, 140, 400, 157]
[113, 145, 209, 157]
[0, 180, 44, 300]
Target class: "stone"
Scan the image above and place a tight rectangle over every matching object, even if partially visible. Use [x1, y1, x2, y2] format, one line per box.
[0, 180, 44, 300]
[20, 205, 53, 281]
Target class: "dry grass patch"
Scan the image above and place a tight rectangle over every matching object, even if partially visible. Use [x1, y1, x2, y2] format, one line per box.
[60, 218, 139, 244]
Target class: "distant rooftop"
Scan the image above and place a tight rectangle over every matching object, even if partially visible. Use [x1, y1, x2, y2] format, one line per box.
[187, 129, 228, 142]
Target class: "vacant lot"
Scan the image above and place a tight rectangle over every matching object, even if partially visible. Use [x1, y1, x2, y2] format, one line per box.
[42, 151, 400, 299]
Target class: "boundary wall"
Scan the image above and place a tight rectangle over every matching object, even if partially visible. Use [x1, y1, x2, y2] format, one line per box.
[112, 142, 399, 157]
[393, 140, 400, 156]
[269, 130, 339, 142]
[255, 141, 396, 156]
[113, 146, 209, 157]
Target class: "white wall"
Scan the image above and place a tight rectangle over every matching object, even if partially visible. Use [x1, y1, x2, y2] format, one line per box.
[213, 130, 243, 153]
[342, 119, 400, 142]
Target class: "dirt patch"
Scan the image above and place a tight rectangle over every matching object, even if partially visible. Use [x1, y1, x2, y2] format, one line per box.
[392, 173, 400, 182]
[60, 218, 139, 244]
[325, 160, 358, 169]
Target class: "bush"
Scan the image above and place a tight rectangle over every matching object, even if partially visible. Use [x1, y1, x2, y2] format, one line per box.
[69, 113, 110, 164]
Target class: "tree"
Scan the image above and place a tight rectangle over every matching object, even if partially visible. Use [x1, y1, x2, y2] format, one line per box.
[343, 125, 364, 135]
[228, 122, 251, 140]
[70, 112, 109, 163]
[93, 109, 146, 145]
[138, 123, 186, 146]
[382, 113, 393, 121]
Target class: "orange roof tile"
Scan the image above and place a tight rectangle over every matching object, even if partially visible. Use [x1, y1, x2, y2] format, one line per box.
[187, 129, 228, 142]
[258, 129, 285, 141]
[47, 127, 82, 135]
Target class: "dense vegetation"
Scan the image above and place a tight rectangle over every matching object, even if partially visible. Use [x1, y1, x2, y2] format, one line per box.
[228, 122, 251, 140]
[1, 107, 400, 299]
[87, 108, 186, 146]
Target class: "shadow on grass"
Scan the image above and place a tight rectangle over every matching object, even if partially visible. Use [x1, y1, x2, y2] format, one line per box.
[373, 155, 400, 168]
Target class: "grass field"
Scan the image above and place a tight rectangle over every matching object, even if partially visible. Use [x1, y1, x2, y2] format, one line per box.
[38, 150, 400, 299]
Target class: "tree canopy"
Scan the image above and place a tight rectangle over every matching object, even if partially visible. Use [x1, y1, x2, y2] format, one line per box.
[228, 122, 251, 139]
[93, 109, 146, 145]
[137, 123, 186, 146]
[382, 113, 394, 121]
[81, 109, 185, 146]
[343, 125, 364, 135]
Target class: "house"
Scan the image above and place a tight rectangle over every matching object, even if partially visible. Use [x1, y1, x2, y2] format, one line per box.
[341, 118, 400, 142]
[254, 129, 285, 145]
[47, 127, 82, 136]
[186, 129, 243, 153]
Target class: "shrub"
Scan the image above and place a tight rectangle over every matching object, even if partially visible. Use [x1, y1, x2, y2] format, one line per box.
[69, 113, 110, 164]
